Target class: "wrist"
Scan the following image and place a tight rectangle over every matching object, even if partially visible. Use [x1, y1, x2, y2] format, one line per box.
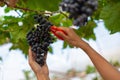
[78, 40, 89, 50]
[36, 72, 49, 80]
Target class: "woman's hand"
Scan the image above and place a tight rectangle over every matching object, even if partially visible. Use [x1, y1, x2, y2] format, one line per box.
[55, 27, 88, 48]
[56, 27, 120, 80]
[28, 48, 49, 80]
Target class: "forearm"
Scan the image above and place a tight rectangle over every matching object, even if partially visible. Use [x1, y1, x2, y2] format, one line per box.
[36, 74, 46, 80]
[36, 73, 50, 80]
[78, 41, 120, 80]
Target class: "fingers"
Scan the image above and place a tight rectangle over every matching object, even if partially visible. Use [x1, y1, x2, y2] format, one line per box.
[28, 48, 33, 61]
[29, 47, 48, 66]
[58, 27, 69, 33]
[56, 31, 68, 40]
[55, 27, 74, 40]
[44, 53, 48, 64]
[58, 27, 74, 33]
[28, 47, 36, 65]
[44, 53, 47, 60]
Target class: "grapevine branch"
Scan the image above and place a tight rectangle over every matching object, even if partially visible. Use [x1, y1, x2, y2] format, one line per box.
[2, 0, 68, 17]
[59, 11, 68, 18]
[3, 1, 53, 15]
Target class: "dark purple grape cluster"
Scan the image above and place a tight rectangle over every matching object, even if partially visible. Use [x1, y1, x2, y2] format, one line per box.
[60, 0, 98, 27]
[26, 15, 54, 66]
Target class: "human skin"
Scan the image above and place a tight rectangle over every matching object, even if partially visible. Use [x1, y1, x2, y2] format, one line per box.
[55, 27, 120, 80]
[28, 48, 50, 80]
[28, 27, 120, 80]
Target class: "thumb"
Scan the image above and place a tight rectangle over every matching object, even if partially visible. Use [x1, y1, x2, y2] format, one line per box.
[56, 31, 68, 40]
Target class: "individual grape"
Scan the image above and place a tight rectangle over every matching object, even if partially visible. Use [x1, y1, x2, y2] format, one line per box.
[73, 14, 87, 26]
[85, 7, 93, 16]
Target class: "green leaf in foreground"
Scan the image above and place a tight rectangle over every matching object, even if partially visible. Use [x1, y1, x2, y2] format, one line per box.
[100, 2, 120, 34]
[76, 21, 97, 40]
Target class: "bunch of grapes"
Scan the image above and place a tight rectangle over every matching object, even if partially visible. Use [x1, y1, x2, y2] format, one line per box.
[60, 0, 98, 27]
[26, 15, 54, 66]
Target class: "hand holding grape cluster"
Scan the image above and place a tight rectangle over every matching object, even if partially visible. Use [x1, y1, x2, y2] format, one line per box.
[60, 0, 98, 26]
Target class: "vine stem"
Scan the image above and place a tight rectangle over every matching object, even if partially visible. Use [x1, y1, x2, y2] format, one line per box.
[2, 0, 68, 17]
[3, 0, 53, 15]
[59, 11, 68, 18]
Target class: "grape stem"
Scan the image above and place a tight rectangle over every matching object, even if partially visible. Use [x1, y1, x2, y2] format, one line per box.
[59, 11, 68, 18]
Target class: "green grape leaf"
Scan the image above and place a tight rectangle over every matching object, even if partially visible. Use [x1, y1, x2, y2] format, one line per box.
[49, 13, 72, 27]
[10, 39, 29, 57]
[63, 41, 68, 49]
[0, 14, 35, 55]
[4, 7, 12, 13]
[49, 46, 53, 54]
[86, 65, 96, 74]
[76, 21, 97, 40]
[17, 0, 61, 11]
[0, 30, 10, 45]
[100, 2, 120, 34]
